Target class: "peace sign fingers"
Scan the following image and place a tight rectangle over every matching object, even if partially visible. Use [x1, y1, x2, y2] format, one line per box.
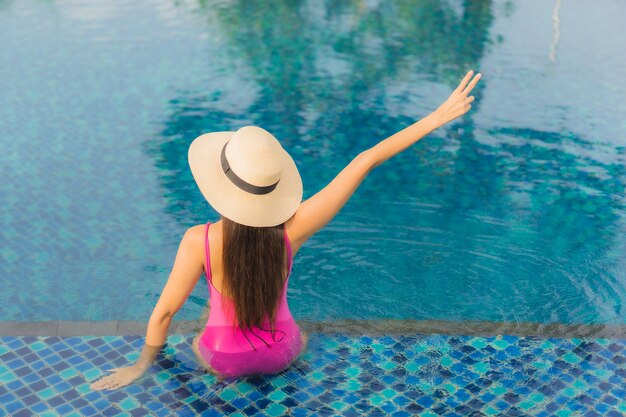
[433, 69, 483, 126]
[462, 71, 481, 96]
[455, 70, 475, 94]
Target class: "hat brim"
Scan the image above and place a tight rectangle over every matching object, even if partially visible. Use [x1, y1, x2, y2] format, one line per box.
[188, 131, 303, 227]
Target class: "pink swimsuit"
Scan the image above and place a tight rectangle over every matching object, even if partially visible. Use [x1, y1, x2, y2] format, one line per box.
[197, 222, 304, 377]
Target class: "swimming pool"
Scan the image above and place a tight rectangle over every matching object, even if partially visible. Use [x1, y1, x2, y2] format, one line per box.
[1, 0, 624, 329]
[1, 0, 626, 416]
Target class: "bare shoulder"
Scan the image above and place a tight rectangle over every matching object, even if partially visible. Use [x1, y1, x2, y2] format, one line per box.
[184, 221, 223, 245]
[180, 223, 213, 259]
[185, 224, 206, 243]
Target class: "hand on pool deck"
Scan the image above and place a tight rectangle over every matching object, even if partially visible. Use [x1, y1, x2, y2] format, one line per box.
[89, 364, 146, 391]
[89, 343, 164, 391]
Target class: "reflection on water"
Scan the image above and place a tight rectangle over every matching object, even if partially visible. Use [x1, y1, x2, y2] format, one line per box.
[148, 0, 495, 224]
[151, 0, 626, 329]
[0, 0, 625, 333]
[549, 0, 562, 63]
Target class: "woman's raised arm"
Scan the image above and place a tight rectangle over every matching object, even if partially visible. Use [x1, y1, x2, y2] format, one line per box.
[288, 70, 482, 248]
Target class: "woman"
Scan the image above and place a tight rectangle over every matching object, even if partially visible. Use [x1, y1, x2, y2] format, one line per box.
[90, 69, 481, 390]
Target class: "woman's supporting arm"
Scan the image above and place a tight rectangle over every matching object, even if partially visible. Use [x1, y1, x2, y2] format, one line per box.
[90, 225, 206, 391]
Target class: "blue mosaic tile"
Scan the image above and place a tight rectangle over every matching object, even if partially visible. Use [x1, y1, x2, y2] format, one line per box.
[2, 333, 626, 416]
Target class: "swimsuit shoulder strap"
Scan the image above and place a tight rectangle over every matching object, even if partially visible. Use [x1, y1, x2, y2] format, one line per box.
[284, 225, 293, 275]
[204, 222, 212, 283]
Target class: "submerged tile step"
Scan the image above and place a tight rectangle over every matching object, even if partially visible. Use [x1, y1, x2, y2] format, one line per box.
[0, 333, 625, 416]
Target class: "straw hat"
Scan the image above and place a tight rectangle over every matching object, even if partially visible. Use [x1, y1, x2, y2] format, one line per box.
[188, 126, 303, 227]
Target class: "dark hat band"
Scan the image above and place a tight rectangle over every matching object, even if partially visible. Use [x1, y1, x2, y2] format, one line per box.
[220, 141, 280, 195]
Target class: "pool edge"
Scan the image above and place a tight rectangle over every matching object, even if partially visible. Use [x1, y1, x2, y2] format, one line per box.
[1, 319, 624, 338]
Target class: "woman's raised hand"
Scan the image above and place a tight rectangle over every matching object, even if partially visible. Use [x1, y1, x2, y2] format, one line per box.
[433, 70, 481, 127]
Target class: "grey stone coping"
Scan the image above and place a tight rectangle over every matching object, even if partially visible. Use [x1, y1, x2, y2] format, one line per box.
[1, 319, 624, 338]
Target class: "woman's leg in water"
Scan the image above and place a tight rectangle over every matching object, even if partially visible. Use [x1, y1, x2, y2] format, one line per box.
[300, 331, 309, 354]
[192, 300, 223, 376]
[191, 332, 222, 376]
[199, 299, 210, 322]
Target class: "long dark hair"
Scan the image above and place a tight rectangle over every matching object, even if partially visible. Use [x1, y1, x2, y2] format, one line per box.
[221, 216, 288, 347]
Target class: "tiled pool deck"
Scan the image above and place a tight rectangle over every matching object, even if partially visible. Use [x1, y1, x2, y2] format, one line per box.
[1, 321, 625, 416]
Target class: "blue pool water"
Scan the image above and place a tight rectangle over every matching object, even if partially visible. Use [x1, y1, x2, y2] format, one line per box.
[1, 0, 625, 328]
